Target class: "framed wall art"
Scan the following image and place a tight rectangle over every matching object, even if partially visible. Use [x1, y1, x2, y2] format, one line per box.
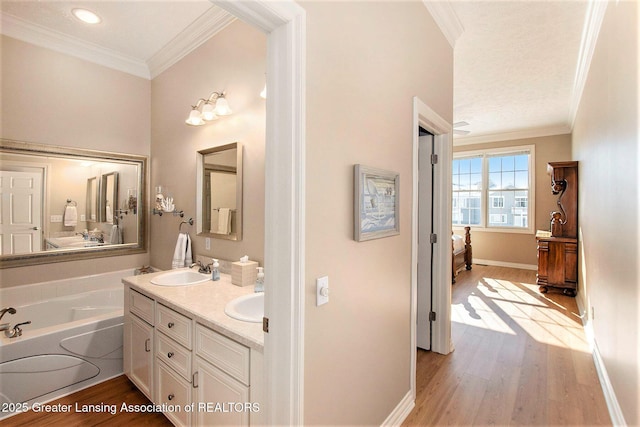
[354, 164, 400, 242]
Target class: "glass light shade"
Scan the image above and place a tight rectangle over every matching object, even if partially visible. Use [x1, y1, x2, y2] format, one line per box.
[214, 97, 232, 116]
[260, 84, 267, 99]
[72, 8, 102, 24]
[185, 109, 205, 126]
[201, 103, 218, 121]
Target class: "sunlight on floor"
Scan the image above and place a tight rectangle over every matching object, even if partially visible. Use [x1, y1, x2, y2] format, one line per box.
[452, 276, 589, 351]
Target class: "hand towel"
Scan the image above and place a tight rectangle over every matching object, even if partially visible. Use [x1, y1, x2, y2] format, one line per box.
[110, 225, 122, 244]
[64, 205, 78, 227]
[171, 232, 193, 269]
[217, 208, 231, 235]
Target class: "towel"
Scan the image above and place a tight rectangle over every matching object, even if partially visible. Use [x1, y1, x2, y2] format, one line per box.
[217, 208, 231, 235]
[64, 205, 78, 227]
[171, 232, 193, 269]
[110, 225, 122, 244]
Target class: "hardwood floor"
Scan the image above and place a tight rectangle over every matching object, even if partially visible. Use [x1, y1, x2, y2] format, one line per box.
[5, 375, 172, 427]
[403, 264, 611, 426]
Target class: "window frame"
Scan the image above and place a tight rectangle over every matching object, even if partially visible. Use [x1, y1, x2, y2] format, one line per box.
[452, 145, 535, 234]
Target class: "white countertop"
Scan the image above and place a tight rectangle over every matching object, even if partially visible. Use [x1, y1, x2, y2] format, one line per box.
[122, 268, 264, 351]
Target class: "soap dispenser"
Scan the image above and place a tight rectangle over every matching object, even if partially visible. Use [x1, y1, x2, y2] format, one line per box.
[255, 267, 264, 293]
[211, 259, 220, 281]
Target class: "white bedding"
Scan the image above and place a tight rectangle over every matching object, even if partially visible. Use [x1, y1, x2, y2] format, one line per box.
[452, 234, 465, 253]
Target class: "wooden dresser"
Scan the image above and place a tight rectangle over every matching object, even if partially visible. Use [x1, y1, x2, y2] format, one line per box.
[536, 161, 578, 296]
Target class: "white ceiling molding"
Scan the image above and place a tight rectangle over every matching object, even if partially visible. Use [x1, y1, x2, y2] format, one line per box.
[0, 11, 150, 79]
[453, 124, 572, 146]
[422, 0, 464, 48]
[147, 7, 235, 79]
[567, 0, 609, 129]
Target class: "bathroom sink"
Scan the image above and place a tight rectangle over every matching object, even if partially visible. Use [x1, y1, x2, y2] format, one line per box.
[224, 293, 264, 323]
[150, 270, 210, 286]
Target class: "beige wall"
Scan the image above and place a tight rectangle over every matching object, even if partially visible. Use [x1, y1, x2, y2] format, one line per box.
[149, 20, 266, 270]
[0, 35, 151, 287]
[572, 1, 639, 424]
[302, 2, 453, 424]
[453, 134, 572, 266]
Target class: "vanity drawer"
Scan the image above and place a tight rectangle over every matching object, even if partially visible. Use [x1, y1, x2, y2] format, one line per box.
[157, 331, 192, 380]
[156, 304, 192, 349]
[195, 323, 250, 385]
[155, 360, 191, 427]
[129, 289, 154, 325]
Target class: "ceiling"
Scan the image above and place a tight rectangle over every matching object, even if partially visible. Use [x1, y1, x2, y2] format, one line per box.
[0, 1, 235, 79]
[1, 1, 599, 143]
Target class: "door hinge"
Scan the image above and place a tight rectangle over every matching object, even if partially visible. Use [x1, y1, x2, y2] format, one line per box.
[430, 233, 437, 244]
[263, 317, 269, 333]
[431, 153, 438, 165]
[429, 311, 436, 322]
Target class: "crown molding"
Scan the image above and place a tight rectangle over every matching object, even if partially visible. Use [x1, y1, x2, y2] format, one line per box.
[1, 7, 236, 81]
[0, 11, 150, 79]
[147, 7, 236, 79]
[422, 0, 464, 48]
[568, 0, 608, 129]
[453, 124, 572, 146]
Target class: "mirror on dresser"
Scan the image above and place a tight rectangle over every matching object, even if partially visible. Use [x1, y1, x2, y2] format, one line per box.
[196, 142, 243, 241]
[0, 139, 147, 268]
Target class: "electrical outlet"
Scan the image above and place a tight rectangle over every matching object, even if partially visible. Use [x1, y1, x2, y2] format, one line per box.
[205, 238, 211, 251]
[591, 306, 595, 320]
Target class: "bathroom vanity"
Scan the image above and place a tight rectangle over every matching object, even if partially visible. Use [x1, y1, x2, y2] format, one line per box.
[122, 270, 264, 427]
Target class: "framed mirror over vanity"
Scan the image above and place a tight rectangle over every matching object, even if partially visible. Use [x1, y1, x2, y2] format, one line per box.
[0, 139, 147, 268]
[196, 142, 243, 241]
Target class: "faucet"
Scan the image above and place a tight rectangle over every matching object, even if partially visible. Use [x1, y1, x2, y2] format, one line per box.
[0, 307, 16, 331]
[191, 260, 212, 274]
[5, 321, 31, 338]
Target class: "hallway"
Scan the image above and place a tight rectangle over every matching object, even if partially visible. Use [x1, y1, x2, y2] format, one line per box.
[404, 265, 611, 426]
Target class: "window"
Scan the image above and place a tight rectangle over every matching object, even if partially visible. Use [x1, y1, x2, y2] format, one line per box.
[452, 146, 534, 232]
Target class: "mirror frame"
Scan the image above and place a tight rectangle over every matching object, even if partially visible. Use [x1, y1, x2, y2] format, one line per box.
[196, 142, 243, 241]
[0, 138, 147, 268]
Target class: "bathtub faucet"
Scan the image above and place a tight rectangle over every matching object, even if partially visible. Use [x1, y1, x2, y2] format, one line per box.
[5, 321, 31, 338]
[0, 307, 16, 330]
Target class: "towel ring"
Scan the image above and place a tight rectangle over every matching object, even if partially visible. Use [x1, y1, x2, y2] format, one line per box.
[66, 199, 78, 207]
[179, 218, 194, 232]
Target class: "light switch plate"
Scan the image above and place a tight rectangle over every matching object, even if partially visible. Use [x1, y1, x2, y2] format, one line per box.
[51, 215, 63, 223]
[316, 276, 329, 306]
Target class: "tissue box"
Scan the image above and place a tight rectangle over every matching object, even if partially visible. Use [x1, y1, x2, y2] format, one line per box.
[231, 261, 259, 287]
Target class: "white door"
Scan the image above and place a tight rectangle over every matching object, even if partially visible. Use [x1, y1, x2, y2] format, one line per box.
[0, 170, 43, 255]
[417, 131, 434, 350]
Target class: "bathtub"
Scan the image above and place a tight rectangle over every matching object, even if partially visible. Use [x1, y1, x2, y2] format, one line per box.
[0, 270, 128, 420]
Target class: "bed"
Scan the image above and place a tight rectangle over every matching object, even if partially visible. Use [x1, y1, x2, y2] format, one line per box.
[452, 226, 472, 283]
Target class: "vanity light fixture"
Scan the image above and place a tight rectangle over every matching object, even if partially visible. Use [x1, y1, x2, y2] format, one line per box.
[72, 8, 102, 24]
[185, 91, 232, 126]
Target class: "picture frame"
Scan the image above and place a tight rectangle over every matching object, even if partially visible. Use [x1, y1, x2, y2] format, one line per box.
[354, 164, 400, 241]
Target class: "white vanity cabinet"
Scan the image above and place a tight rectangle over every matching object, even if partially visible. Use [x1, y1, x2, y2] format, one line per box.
[125, 288, 155, 400]
[123, 282, 264, 427]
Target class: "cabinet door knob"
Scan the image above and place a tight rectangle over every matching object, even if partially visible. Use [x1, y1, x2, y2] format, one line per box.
[168, 322, 174, 328]
[167, 352, 174, 358]
[168, 394, 174, 401]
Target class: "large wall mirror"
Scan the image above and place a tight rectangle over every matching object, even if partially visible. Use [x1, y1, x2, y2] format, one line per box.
[0, 139, 147, 268]
[196, 142, 243, 241]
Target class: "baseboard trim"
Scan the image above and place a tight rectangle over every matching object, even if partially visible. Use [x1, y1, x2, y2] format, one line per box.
[381, 390, 414, 427]
[576, 297, 627, 426]
[473, 258, 537, 271]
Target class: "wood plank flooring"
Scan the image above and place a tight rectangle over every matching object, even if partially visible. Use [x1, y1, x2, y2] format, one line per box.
[5, 375, 172, 427]
[5, 265, 611, 426]
[403, 264, 611, 426]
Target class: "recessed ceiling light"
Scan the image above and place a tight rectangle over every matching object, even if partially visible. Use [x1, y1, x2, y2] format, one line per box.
[72, 8, 102, 25]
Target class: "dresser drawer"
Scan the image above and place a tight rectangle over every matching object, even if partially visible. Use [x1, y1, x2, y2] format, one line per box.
[129, 289, 154, 325]
[195, 323, 250, 385]
[156, 304, 192, 349]
[156, 360, 191, 427]
[157, 331, 192, 380]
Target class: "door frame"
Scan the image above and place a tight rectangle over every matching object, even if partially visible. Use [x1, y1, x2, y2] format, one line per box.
[411, 96, 453, 396]
[211, 1, 306, 425]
